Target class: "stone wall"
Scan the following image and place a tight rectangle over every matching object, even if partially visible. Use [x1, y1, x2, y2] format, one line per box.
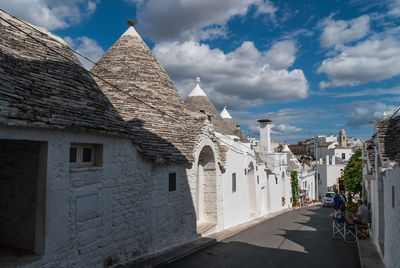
[0, 126, 198, 268]
[383, 165, 400, 268]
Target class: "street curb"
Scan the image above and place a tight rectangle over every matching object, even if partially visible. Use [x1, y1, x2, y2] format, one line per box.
[357, 238, 385, 268]
[121, 205, 321, 267]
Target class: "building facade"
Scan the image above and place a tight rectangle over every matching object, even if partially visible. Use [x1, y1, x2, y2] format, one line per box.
[362, 116, 400, 268]
[0, 11, 296, 267]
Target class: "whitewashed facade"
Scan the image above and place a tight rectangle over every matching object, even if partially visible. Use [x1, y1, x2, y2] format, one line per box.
[0, 11, 296, 268]
[362, 117, 400, 268]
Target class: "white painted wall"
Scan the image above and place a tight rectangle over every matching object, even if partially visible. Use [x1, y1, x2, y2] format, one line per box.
[220, 136, 267, 229]
[317, 163, 345, 198]
[334, 148, 352, 161]
[0, 125, 200, 267]
[383, 165, 400, 268]
[299, 171, 316, 201]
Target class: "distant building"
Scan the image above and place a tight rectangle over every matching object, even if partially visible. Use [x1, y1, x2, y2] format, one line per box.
[316, 129, 353, 198]
[288, 141, 307, 155]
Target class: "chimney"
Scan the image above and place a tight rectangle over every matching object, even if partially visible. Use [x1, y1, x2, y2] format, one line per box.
[258, 119, 272, 155]
[326, 155, 329, 165]
[331, 155, 335, 165]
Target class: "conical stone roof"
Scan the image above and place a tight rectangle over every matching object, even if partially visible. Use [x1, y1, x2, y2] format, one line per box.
[185, 78, 231, 135]
[91, 25, 204, 163]
[0, 10, 129, 137]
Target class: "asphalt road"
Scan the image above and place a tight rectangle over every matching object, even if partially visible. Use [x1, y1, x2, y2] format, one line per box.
[167, 206, 360, 268]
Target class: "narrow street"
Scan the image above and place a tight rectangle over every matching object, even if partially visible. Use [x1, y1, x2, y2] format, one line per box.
[167, 206, 360, 268]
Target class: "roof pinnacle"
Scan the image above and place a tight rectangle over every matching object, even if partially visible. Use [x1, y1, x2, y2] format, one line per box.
[127, 20, 137, 27]
[188, 76, 207, 97]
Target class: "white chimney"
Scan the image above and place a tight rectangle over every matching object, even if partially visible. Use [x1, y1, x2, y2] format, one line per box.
[258, 119, 272, 155]
[331, 156, 335, 165]
[326, 155, 329, 165]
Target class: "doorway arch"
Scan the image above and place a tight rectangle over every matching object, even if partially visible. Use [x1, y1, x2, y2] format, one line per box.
[195, 146, 217, 224]
[247, 162, 257, 216]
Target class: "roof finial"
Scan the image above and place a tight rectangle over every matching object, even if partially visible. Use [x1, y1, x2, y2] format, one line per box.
[196, 77, 200, 85]
[127, 20, 137, 27]
[223, 104, 227, 109]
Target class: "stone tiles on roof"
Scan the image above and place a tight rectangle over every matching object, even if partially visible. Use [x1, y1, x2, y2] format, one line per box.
[364, 140, 375, 173]
[0, 10, 129, 137]
[185, 86, 248, 142]
[374, 116, 400, 164]
[91, 26, 205, 163]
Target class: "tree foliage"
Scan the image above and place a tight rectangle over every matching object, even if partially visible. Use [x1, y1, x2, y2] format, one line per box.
[343, 149, 362, 195]
[290, 171, 298, 206]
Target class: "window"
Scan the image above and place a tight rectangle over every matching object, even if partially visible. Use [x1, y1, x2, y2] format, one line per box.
[232, 173, 236, 193]
[169, 173, 176, 192]
[256, 166, 258, 171]
[244, 169, 247, 175]
[257, 176, 259, 184]
[304, 181, 307, 188]
[275, 176, 278, 184]
[70, 143, 102, 168]
[342, 153, 346, 160]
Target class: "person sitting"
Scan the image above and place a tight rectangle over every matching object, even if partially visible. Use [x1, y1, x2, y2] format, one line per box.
[353, 200, 369, 233]
[331, 204, 367, 239]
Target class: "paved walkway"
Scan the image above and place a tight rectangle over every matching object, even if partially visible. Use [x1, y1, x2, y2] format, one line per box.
[167, 206, 360, 268]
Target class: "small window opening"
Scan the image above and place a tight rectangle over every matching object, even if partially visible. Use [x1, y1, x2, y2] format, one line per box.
[82, 147, 92, 162]
[232, 173, 236, 193]
[257, 176, 259, 184]
[342, 153, 346, 160]
[244, 169, 247, 175]
[275, 176, 278, 184]
[70, 147, 77, 163]
[70, 143, 102, 168]
[169, 173, 176, 192]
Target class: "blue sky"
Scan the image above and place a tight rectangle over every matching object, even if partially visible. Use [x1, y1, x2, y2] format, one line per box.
[2, 0, 400, 143]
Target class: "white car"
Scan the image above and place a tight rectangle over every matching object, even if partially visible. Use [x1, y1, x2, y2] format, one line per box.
[323, 192, 335, 207]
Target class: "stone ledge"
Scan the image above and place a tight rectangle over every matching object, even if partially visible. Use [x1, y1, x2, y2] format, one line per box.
[357, 238, 385, 268]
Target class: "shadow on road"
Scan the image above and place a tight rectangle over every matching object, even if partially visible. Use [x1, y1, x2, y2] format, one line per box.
[167, 206, 360, 268]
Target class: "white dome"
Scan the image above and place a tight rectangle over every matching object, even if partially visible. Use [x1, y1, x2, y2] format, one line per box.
[188, 77, 207, 97]
[220, 104, 232, 119]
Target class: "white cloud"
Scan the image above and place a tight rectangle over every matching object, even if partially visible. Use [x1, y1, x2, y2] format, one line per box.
[153, 40, 308, 109]
[347, 102, 397, 127]
[65, 36, 104, 70]
[334, 87, 400, 98]
[318, 38, 400, 88]
[232, 107, 320, 138]
[319, 15, 370, 48]
[133, 0, 277, 42]
[264, 40, 297, 70]
[0, 0, 98, 30]
[388, 0, 400, 16]
[272, 123, 302, 133]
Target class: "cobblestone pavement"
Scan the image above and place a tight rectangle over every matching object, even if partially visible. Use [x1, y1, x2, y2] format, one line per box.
[167, 206, 360, 268]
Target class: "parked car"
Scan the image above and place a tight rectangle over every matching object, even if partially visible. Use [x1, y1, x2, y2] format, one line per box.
[323, 192, 335, 207]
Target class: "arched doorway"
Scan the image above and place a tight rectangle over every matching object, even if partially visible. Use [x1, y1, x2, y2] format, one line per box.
[282, 171, 286, 197]
[196, 146, 217, 224]
[247, 162, 257, 216]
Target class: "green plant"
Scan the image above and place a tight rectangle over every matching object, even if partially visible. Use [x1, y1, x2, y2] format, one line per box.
[343, 149, 362, 196]
[290, 171, 298, 206]
[346, 202, 358, 213]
